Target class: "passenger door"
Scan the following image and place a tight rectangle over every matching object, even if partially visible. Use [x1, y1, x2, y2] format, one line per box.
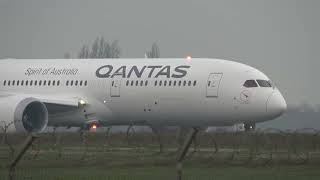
[206, 73, 223, 97]
[110, 76, 122, 97]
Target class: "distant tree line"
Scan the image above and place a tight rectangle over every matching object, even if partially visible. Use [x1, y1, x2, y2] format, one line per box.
[78, 37, 121, 59]
[145, 42, 160, 58]
[64, 36, 160, 59]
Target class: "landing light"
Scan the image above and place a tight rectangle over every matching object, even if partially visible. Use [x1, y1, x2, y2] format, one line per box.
[186, 56, 192, 60]
[89, 123, 98, 132]
[91, 124, 97, 129]
[79, 99, 87, 106]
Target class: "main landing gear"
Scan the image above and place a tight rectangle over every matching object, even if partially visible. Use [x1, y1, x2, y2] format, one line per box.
[176, 127, 199, 180]
[244, 122, 256, 132]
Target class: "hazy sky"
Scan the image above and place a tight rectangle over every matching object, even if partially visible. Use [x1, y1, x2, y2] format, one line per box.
[0, 0, 319, 105]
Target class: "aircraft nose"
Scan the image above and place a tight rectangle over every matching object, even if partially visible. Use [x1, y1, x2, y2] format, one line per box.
[266, 91, 287, 118]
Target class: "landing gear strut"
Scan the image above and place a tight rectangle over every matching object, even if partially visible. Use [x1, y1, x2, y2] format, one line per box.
[244, 123, 255, 132]
[176, 127, 199, 180]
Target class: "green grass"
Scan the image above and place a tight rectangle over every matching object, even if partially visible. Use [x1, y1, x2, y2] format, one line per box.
[2, 132, 320, 179]
[1, 165, 320, 180]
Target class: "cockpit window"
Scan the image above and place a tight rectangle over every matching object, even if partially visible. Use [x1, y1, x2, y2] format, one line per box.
[257, 80, 272, 87]
[268, 80, 274, 88]
[243, 80, 258, 88]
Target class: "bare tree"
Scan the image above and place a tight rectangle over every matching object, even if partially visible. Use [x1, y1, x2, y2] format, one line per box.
[98, 37, 106, 58]
[103, 43, 111, 58]
[78, 45, 90, 59]
[90, 38, 100, 58]
[146, 42, 160, 58]
[109, 40, 121, 58]
[77, 37, 121, 59]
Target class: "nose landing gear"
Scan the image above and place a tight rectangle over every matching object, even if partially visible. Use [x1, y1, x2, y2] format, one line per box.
[244, 123, 255, 132]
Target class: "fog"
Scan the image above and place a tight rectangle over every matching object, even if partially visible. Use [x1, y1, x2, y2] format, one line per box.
[0, 0, 319, 105]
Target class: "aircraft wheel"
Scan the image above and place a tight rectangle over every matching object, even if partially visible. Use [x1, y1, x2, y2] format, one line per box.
[244, 123, 255, 132]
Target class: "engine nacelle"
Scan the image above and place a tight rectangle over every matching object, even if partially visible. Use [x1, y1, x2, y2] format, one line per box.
[0, 96, 48, 133]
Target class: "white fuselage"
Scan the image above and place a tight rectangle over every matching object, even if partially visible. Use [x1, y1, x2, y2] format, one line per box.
[0, 58, 287, 129]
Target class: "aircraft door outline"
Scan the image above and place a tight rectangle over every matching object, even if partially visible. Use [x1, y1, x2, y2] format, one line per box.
[206, 73, 223, 97]
[110, 76, 122, 97]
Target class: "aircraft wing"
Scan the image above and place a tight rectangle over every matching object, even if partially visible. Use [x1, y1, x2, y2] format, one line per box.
[0, 92, 79, 106]
[34, 95, 79, 107]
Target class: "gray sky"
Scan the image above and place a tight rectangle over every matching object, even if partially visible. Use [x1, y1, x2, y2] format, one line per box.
[0, 0, 319, 105]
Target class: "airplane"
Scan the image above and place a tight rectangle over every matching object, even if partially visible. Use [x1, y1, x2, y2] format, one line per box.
[0, 58, 287, 133]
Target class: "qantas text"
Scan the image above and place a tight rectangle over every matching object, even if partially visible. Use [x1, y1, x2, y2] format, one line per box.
[96, 65, 190, 78]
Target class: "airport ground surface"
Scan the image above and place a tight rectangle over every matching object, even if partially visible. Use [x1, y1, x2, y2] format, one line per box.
[1, 165, 320, 180]
[1, 131, 320, 179]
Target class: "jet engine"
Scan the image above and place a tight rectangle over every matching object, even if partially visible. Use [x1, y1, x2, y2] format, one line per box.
[0, 96, 48, 133]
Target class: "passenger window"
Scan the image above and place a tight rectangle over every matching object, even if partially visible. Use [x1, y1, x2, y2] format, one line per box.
[193, 80, 197, 86]
[126, 80, 129, 86]
[8, 81, 11, 86]
[188, 81, 191, 86]
[164, 81, 167, 86]
[3, 80, 6, 86]
[30, 80, 33, 86]
[17, 80, 20, 86]
[39, 80, 42, 86]
[159, 81, 162, 86]
[243, 80, 258, 88]
[66, 81, 69, 86]
[84, 81, 88, 86]
[52, 81, 55, 86]
[26, 81, 29, 86]
[183, 81, 187, 86]
[257, 79, 272, 87]
[169, 81, 172, 86]
[75, 80, 78, 86]
[140, 80, 143, 86]
[70, 81, 73, 86]
[173, 81, 177, 86]
[154, 81, 158, 86]
[34, 81, 37, 86]
[12, 80, 15, 86]
[135, 81, 139, 86]
[178, 81, 181, 86]
[131, 81, 134, 86]
[48, 81, 51, 86]
[57, 81, 60, 86]
[21, 80, 24, 86]
[145, 80, 148, 86]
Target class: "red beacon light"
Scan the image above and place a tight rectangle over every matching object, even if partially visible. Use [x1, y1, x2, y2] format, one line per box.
[186, 56, 192, 61]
